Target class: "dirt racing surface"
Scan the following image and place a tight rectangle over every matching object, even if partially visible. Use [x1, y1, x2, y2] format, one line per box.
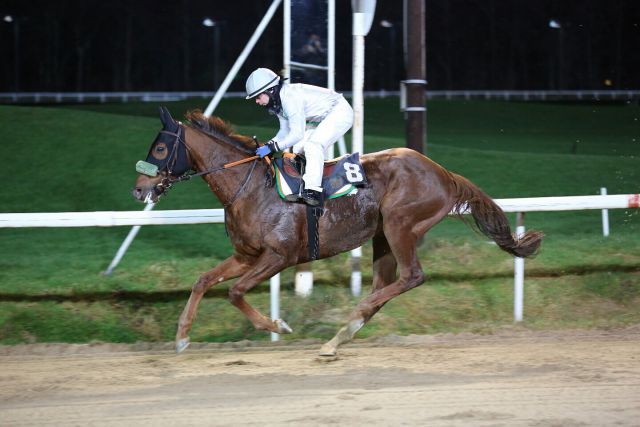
[1, 327, 639, 426]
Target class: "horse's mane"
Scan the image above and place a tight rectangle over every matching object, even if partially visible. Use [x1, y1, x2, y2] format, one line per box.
[185, 110, 255, 154]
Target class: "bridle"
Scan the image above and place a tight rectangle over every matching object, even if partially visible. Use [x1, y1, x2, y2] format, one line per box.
[140, 123, 262, 208]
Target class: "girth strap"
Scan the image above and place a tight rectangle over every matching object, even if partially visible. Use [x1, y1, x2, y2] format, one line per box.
[306, 205, 324, 260]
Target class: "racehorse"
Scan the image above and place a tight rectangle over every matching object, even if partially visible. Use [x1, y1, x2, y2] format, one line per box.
[132, 107, 543, 356]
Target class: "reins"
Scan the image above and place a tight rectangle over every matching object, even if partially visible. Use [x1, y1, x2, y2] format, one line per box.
[176, 155, 260, 182]
[157, 125, 267, 210]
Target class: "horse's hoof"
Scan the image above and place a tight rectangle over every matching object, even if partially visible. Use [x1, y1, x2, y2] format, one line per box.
[176, 337, 190, 354]
[275, 319, 293, 334]
[315, 355, 339, 363]
[318, 343, 337, 357]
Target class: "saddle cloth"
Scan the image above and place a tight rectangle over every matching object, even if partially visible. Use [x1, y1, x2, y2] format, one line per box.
[273, 153, 367, 201]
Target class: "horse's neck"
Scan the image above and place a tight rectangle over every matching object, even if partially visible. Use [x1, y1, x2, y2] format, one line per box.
[186, 127, 260, 206]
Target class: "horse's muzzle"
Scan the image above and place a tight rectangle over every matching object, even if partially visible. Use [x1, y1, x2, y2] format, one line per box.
[132, 186, 156, 204]
[133, 174, 167, 203]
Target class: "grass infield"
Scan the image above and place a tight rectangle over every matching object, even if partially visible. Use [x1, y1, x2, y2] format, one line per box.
[0, 98, 638, 344]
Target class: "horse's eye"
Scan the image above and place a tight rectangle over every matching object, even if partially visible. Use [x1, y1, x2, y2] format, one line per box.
[152, 142, 169, 160]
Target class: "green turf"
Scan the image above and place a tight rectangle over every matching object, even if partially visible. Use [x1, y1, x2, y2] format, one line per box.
[1, 98, 638, 344]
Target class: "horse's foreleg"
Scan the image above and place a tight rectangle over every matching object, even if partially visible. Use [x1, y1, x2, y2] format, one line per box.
[319, 234, 398, 357]
[176, 256, 249, 353]
[228, 251, 292, 334]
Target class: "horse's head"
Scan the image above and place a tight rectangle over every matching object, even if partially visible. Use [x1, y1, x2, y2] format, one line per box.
[132, 107, 192, 203]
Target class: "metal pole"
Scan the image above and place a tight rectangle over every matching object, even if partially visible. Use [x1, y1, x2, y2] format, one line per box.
[403, 0, 426, 153]
[203, 0, 283, 117]
[514, 212, 525, 322]
[103, 203, 155, 275]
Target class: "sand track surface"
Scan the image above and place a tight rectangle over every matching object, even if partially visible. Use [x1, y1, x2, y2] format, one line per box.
[1, 327, 639, 426]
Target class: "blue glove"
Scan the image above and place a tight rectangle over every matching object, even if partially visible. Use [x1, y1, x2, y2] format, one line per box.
[256, 141, 278, 158]
[256, 145, 272, 158]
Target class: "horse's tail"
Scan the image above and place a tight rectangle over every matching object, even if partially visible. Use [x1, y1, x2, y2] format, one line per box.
[449, 173, 543, 258]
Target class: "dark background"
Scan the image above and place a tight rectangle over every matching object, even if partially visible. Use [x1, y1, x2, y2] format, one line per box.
[1, 0, 638, 93]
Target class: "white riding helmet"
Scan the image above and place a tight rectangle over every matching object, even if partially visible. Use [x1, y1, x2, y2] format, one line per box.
[245, 68, 280, 99]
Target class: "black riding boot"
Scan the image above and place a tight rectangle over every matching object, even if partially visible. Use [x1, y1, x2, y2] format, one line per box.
[301, 189, 323, 207]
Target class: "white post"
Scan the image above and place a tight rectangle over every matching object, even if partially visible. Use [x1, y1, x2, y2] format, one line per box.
[350, 246, 362, 296]
[294, 263, 313, 296]
[285, 0, 316, 297]
[349, 7, 364, 288]
[514, 212, 525, 322]
[270, 274, 281, 342]
[351, 19, 365, 156]
[601, 187, 610, 236]
[103, 202, 155, 275]
[203, 0, 283, 117]
[351, 0, 376, 153]
[350, 0, 376, 295]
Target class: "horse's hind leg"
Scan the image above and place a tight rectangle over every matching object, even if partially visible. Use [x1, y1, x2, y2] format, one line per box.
[318, 233, 398, 356]
[176, 256, 249, 353]
[371, 233, 398, 294]
[319, 209, 446, 356]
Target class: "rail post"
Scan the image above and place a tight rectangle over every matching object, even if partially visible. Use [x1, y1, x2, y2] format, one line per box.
[270, 274, 280, 342]
[514, 212, 525, 322]
[601, 187, 610, 236]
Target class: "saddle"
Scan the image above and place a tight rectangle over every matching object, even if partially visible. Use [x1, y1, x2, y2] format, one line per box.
[272, 152, 367, 202]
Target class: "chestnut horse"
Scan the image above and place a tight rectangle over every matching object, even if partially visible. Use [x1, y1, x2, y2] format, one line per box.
[132, 107, 542, 356]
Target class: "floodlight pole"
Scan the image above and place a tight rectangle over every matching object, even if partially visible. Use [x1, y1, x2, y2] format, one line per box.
[403, 0, 426, 153]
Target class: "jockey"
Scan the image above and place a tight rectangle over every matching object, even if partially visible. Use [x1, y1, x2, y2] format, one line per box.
[245, 67, 354, 206]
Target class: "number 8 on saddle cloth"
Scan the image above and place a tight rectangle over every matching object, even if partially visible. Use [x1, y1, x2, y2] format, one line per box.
[272, 153, 367, 202]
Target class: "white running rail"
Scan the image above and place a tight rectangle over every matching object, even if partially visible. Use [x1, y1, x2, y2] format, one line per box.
[1, 193, 638, 324]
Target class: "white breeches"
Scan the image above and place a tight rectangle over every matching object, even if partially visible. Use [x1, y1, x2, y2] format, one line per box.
[291, 97, 353, 191]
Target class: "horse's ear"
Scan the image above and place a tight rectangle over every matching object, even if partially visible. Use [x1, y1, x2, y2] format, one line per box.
[159, 106, 175, 128]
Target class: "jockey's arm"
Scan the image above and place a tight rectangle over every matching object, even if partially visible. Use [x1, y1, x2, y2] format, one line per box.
[271, 96, 305, 151]
[271, 115, 289, 147]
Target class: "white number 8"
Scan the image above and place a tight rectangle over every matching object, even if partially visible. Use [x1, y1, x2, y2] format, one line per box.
[343, 162, 363, 183]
